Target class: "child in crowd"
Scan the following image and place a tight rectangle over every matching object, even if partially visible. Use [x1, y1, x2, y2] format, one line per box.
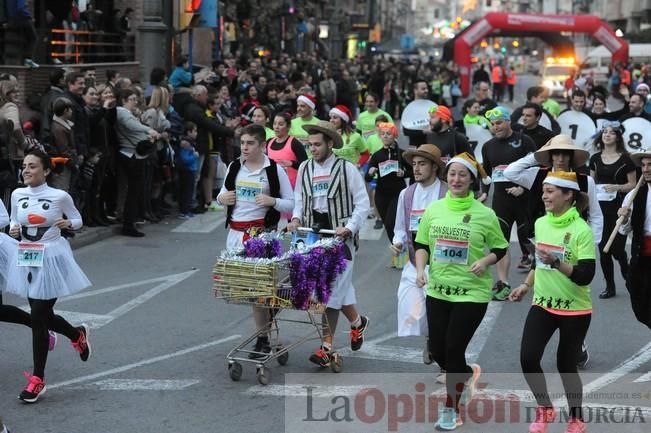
[177, 122, 199, 219]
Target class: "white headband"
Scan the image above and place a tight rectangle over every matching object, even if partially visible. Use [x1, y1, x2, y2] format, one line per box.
[447, 157, 478, 178]
[543, 176, 580, 191]
[297, 95, 315, 110]
[329, 107, 349, 123]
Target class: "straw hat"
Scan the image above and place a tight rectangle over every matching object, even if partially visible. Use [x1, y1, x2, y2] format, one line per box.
[302, 120, 344, 149]
[403, 144, 446, 179]
[534, 135, 589, 167]
[631, 148, 651, 166]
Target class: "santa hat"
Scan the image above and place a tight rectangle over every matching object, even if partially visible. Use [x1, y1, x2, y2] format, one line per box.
[446, 152, 491, 185]
[543, 171, 580, 191]
[329, 105, 352, 123]
[297, 94, 316, 110]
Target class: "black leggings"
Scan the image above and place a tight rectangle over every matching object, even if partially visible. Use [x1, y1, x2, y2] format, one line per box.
[426, 296, 487, 410]
[28, 298, 80, 379]
[0, 292, 31, 327]
[494, 193, 531, 257]
[520, 306, 591, 419]
[599, 202, 629, 289]
[375, 191, 399, 243]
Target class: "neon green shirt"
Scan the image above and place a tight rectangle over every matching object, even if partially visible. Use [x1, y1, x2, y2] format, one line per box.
[333, 132, 366, 164]
[366, 133, 383, 155]
[415, 192, 508, 303]
[288, 116, 320, 141]
[265, 127, 275, 141]
[357, 109, 393, 140]
[543, 99, 561, 118]
[533, 207, 595, 312]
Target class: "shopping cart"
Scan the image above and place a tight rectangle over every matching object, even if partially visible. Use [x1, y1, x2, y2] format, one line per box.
[213, 228, 343, 385]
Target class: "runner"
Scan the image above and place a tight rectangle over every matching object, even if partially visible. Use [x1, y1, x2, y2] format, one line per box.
[251, 105, 275, 140]
[329, 105, 366, 165]
[513, 102, 557, 150]
[216, 124, 295, 358]
[266, 112, 308, 189]
[414, 152, 508, 430]
[588, 122, 637, 299]
[510, 86, 561, 134]
[504, 135, 603, 368]
[287, 120, 371, 366]
[391, 144, 447, 377]
[365, 114, 391, 230]
[356, 92, 392, 141]
[481, 106, 537, 299]
[425, 105, 471, 162]
[288, 93, 320, 147]
[618, 148, 651, 329]
[509, 171, 596, 433]
[365, 122, 410, 243]
[5, 151, 92, 403]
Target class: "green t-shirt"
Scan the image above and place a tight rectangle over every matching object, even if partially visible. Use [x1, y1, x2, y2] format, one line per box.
[415, 193, 508, 303]
[288, 116, 320, 141]
[366, 134, 383, 156]
[357, 109, 393, 140]
[542, 99, 561, 118]
[533, 208, 595, 312]
[265, 127, 275, 141]
[333, 132, 366, 164]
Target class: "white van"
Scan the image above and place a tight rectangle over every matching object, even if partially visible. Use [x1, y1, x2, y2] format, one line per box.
[582, 44, 651, 85]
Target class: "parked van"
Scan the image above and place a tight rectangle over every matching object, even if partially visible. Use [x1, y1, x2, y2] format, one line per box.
[581, 44, 651, 85]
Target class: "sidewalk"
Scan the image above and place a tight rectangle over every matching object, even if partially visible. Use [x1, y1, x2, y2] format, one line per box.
[68, 224, 121, 250]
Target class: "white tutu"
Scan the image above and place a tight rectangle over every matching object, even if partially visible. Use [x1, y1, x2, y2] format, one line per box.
[5, 237, 91, 300]
[0, 233, 17, 292]
[397, 261, 428, 337]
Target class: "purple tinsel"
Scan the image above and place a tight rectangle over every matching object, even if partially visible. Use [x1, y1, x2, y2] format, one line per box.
[289, 241, 348, 309]
[244, 238, 283, 259]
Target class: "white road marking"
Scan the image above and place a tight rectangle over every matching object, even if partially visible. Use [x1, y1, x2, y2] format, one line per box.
[633, 371, 651, 383]
[68, 379, 201, 391]
[467, 301, 504, 363]
[48, 334, 240, 390]
[340, 343, 423, 364]
[17, 309, 114, 329]
[583, 341, 651, 394]
[246, 384, 370, 397]
[172, 212, 226, 233]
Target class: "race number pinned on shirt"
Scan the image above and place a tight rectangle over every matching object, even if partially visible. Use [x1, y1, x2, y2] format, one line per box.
[535, 242, 565, 270]
[379, 160, 400, 177]
[557, 111, 596, 151]
[17, 242, 45, 267]
[312, 175, 331, 197]
[492, 165, 509, 182]
[409, 209, 425, 232]
[622, 117, 651, 153]
[434, 239, 469, 265]
[595, 184, 617, 202]
[236, 180, 262, 202]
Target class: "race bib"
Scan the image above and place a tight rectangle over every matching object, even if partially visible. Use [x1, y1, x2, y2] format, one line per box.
[434, 239, 469, 265]
[595, 184, 617, 202]
[492, 165, 509, 183]
[17, 242, 45, 267]
[409, 209, 425, 232]
[312, 175, 331, 197]
[236, 180, 262, 202]
[536, 242, 565, 270]
[379, 160, 399, 177]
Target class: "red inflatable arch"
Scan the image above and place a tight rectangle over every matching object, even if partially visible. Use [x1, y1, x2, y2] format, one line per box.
[455, 13, 629, 96]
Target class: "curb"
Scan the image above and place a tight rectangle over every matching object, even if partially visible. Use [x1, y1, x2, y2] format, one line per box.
[69, 225, 121, 250]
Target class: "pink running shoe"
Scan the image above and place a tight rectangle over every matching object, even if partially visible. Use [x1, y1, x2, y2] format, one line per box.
[48, 330, 57, 351]
[565, 417, 587, 433]
[18, 373, 46, 403]
[529, 406, 556, 433]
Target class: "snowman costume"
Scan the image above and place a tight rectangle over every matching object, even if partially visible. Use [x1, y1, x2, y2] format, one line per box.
[0, 199, 17, 292]
[5, 184, 90, 300]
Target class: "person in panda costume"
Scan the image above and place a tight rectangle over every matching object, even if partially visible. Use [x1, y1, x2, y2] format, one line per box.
[5, 150, 92, 404]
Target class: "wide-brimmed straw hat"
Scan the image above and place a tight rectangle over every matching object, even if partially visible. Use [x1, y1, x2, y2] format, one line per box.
[302, 120, 344, 149]
[403, 144, 446, 179]
[534, 135, 589, 167]
[631, 148, 651, 166]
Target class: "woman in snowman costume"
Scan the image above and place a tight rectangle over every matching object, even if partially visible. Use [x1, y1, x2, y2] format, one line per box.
[5, 150, 92, 403]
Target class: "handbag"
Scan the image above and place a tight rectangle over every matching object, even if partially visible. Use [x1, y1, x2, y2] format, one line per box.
[135, 139, 155, 157]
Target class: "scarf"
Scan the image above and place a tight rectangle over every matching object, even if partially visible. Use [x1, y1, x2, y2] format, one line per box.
[444, 191, 474, 212]
[546, 206, 579, 228]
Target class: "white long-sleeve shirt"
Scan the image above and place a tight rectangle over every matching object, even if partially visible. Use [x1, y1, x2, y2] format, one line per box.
[619, 187, 651, 236]
[393, 180, 443, 246]
[0, 199, 9, 228]
[293, 153, 370, 235]
[10, 183, 82, 242]
[503, 153, 604, 244]
[218, 155, 294, 222]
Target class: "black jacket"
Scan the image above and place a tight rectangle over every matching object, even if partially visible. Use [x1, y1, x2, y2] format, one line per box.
[63, 90, 89, 157]
[183, 100, 234, 155]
